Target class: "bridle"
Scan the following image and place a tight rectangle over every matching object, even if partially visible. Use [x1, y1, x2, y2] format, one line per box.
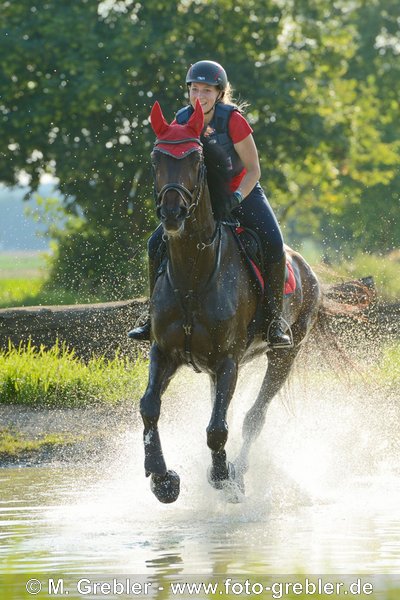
[152, 138, 206, 220]
[151, 136, 221, 373]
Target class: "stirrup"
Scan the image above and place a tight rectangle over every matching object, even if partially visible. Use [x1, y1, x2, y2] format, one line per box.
[266, 317, 294, 349]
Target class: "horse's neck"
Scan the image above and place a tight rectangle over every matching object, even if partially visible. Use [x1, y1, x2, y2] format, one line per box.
[167, 189, 218, 291]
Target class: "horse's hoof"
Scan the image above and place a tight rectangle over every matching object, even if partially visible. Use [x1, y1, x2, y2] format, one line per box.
[207, 461, 232, 490]
[222, 481, 245, 504]
[208, 462, 245, 502]
[150, 470, 180, 504]
[207, 461, 236, 489]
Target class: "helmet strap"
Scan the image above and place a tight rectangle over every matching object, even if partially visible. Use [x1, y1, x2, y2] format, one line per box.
[186, 87, 223, 115]
[204, 93, 222, 115]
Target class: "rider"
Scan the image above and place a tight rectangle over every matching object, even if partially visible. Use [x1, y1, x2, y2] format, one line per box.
[128, 60, 291, 348]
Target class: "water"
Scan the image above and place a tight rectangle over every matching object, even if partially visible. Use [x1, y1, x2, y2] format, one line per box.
[1, 357, 399, 579]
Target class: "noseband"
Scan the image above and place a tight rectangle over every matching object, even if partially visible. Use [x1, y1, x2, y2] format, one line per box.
[153, 138, 206, 219]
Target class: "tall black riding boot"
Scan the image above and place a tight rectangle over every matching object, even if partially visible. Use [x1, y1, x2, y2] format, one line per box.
[127, 256, 157, 342]
[262, 254, 292, 348]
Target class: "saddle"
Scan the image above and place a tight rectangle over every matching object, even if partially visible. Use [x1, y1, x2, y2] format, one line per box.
[230, 225, 296, 295]
[154, 224, 297, 296]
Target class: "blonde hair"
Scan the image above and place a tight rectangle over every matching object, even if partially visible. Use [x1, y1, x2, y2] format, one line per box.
[220, 82, 249, 113]
[186, 81, 249, 113]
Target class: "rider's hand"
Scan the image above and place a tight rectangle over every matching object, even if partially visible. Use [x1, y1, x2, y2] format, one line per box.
[227, 190, 243, 214]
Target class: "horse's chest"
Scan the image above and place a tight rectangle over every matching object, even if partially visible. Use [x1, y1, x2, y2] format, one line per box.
[153, 304, 247, 368]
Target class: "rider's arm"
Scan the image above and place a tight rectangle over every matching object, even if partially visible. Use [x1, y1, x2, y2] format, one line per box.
[233, 134, 261, 199]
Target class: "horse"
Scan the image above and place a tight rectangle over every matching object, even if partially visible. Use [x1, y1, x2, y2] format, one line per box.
[139, 99, 343, 503]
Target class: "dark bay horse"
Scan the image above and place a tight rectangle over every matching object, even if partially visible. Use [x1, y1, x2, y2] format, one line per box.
[140, 100, 323, 503]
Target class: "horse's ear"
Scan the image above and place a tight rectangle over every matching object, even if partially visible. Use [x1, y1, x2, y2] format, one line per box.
[150, 101, 169, 137]
[187, 99, 204, 137]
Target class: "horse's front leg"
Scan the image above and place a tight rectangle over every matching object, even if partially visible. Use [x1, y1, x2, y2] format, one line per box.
[140, 343, 179, 503]
[207, 357, 239, 493]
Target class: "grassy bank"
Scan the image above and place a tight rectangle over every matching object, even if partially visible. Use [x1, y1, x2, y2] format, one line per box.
[1, 250, 399, 308]
[0, 427, 82, 463]
[0, 342, 148, 463]
[1, 339, 399, 410]
[0, 341, 148, 408]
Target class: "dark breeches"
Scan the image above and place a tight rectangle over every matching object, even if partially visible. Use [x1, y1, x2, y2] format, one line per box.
[232, 183, 284, 264]
[148, 183, 284, 264]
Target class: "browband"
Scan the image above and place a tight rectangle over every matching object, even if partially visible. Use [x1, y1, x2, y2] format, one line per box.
[154, 137, 202, 147]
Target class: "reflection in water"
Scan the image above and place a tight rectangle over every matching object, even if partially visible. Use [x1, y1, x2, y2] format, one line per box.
[1, 358, 400, 576]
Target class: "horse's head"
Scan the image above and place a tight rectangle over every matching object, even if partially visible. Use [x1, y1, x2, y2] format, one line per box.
[150, 100, 205, 236]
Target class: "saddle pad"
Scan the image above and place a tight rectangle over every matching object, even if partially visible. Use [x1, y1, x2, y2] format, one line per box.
[249, 256, 296, 295]
[235, 226, 296, 295]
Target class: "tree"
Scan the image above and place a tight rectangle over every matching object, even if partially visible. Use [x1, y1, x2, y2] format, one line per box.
[0, 0, 398, 299]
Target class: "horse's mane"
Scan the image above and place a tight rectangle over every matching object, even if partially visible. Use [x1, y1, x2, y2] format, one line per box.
[201, 133, 232, 221]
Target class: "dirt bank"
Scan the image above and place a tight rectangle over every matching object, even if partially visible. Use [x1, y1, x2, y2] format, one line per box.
[0, 403, 141, 468]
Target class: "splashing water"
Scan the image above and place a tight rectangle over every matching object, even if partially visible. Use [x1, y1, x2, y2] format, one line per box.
[1, 353, 400, 578]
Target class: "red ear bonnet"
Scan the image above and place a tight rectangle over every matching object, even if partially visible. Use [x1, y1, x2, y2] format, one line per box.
[150, 100, 204, 158]
[150, 101, 169, 138]
[186, 99, 204, 138]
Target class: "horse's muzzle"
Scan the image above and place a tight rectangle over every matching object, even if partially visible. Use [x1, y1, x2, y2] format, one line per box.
[159, 204, 188, 235]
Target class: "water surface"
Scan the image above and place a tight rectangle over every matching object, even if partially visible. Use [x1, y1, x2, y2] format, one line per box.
[1, 359, 399, 578]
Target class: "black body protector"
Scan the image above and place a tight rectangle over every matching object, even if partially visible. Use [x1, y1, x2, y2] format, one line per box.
[175, 103, 244, 178]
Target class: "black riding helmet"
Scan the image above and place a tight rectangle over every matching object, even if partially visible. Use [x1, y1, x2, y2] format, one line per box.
[185, 60, 228, 91]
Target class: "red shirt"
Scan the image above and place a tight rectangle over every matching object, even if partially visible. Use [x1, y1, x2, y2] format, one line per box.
[227, 111, 253, 191]
[172, 108, 253, 191]
[228, 110, 253, 144]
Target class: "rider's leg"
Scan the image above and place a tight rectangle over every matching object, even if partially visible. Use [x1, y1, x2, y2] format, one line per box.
[128, 225, 164, 341]
[262, 254, 292, 347]
[232, 183, 291, 348]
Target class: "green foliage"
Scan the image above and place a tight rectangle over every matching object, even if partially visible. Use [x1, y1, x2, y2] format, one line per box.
[377, 343, 400, 391]
[311, 250, 400, 303]
[0, 0, 398, 294]
[0, 340, 148, 407]
[339, 251, 400, 303]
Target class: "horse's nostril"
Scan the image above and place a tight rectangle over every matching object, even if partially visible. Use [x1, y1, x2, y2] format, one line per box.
[159, 204, 187, 222]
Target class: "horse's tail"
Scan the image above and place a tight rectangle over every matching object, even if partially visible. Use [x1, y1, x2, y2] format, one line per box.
[318, 275, 376, 323]
[306, 276, 377, 372]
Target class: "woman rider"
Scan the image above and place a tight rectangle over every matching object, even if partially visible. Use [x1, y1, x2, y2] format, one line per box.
[129, 60, 291, 348]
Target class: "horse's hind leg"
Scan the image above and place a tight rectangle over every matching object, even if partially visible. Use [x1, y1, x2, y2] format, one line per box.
[140, 344, 179, 503]
[235, 347, 300, 485]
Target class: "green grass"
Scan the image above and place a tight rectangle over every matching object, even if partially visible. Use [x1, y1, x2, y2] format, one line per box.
[0, 251, 46, 276]
[376, 343, 400, 387]
[313, 250, 400, 303]
[1, 249, 399, 308]
[0, 251, 47, 307]
[0, 278, 106, 308]
[0, 278, 45, 307]
[340, 250, 400, 303]
[0, 250, 107, 307]
[0, 340, 148, 408]
[0, 427, 81, 461]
